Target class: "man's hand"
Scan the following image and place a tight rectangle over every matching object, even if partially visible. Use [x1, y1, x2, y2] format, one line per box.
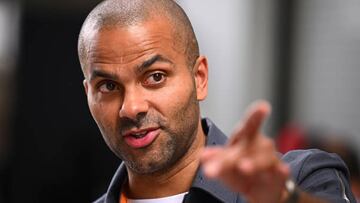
[200, 101, 290, 203]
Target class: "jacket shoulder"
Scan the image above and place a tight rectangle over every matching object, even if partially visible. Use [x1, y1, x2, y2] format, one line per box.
[282, 149, 348, 180]
[282, 149, 355, 202]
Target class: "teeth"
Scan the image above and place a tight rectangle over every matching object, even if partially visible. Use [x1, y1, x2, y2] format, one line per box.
[134, 131, 146, 136]
[132, 131, 147, 138]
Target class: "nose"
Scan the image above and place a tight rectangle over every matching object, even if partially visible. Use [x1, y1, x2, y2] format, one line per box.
[119, 88, 149, 121]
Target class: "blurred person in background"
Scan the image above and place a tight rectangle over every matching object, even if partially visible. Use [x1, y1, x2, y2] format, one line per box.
[78, 0, 355, 202]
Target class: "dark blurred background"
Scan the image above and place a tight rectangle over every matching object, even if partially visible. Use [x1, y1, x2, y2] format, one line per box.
[1, 0, 360, 202]
[0, 0, 119, 202]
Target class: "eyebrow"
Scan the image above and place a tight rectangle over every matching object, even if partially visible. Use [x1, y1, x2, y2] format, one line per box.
[136, 54, 173, 74]
[89, 69, 118, 82]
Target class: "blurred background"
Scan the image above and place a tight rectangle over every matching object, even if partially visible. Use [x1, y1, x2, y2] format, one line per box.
[1, 0, 360, 202]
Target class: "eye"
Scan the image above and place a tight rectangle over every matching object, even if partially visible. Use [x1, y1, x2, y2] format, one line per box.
[98, 81, 119, 93]
[143, 72, 166, 86]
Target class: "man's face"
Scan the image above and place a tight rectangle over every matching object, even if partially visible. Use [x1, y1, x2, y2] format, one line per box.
[82, 18, 205, 174]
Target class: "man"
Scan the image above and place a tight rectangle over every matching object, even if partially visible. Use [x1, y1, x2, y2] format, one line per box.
[77, 0, 355, 202]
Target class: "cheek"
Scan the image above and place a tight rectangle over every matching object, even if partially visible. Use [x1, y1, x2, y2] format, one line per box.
[88, 94, 124, 151]
[153, 75, 196, 117]
[87, 92, 121, 130]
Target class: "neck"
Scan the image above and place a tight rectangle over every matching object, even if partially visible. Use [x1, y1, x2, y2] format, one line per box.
[124, 119, 206, 199]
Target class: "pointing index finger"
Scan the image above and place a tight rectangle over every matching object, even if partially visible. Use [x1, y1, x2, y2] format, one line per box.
[228, 100, 271, 146]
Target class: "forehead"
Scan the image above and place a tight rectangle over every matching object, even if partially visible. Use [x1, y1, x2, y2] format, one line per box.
[85, 17, 182, 65]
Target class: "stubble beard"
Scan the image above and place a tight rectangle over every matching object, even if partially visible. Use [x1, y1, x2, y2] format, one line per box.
[119, 88, 200, 175]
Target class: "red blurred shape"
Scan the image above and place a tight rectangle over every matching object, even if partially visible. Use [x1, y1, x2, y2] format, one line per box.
[276, 124, 308, 154]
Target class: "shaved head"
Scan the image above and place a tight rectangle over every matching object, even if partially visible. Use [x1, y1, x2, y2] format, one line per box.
[78, 0, 199, 72]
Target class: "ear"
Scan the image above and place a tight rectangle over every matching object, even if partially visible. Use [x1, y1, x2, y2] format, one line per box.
[193, 56, 208, 101]
[83, 79, 89, 96]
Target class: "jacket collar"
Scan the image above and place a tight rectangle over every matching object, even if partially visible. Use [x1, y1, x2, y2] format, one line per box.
[189, 118, 239, 202]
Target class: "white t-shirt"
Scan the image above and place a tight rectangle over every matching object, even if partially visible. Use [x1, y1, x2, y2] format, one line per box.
[127, 192, 188, 203]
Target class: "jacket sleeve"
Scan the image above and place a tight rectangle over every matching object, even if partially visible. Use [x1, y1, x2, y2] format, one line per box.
[282, 149, 356, 203]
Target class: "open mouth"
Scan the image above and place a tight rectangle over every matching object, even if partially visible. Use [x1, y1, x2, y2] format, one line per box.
[123, 128, 160, 148]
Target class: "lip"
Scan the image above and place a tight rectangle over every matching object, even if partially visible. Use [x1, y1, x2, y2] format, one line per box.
[123, 127, 160, 148]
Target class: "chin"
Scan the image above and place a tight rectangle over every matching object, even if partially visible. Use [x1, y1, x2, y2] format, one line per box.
[125, 148, 177, 175]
